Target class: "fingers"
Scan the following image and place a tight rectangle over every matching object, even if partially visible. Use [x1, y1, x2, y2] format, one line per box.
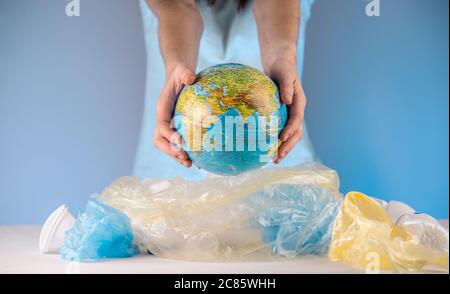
[153, 64, 197, 168]
[153, 132, 192, 167]
[154, 118, 190, 162]
[274, 128, 303, 164]
[275, 80, 307, 164]
[158, 119, 183, 146]
[154, 102, 191, 167]
[280, 113, 302, 142]
[175, 155, 192, 167]
[279, 80, 306, 142]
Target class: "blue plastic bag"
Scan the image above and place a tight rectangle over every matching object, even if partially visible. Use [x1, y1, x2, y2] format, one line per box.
[252, 184, 342, 256]
[60, 199, 139, 261]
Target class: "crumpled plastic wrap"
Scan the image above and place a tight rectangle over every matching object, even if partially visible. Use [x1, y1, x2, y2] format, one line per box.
[58, 164, 448, 271]
[60, 200, 139, 261]
[329, 192, 449, 272]
[98, 163, 343, 261]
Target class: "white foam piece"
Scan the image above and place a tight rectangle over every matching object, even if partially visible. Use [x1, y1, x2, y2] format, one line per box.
[39, 204, 75, 254]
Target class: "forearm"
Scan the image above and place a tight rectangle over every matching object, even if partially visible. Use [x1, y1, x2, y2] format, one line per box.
[253, 0, 300, 70]
[147, 0, 203, 74]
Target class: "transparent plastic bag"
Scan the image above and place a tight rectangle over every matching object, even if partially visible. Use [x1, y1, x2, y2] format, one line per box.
[99, 163, 343, 261]
[329, 192, 449, 272]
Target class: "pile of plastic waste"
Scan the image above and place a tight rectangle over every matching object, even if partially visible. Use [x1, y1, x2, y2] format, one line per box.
[58, 163, 449, 272]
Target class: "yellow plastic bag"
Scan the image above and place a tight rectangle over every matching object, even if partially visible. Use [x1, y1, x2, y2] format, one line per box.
[329, 192, 449, 272]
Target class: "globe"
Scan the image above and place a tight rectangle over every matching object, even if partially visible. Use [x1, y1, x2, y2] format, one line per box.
[174, 63, 287, 175]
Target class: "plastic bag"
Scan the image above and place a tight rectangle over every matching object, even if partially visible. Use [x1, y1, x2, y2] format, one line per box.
[60, 199, 139, 261]
[397, 214, 449, 253]
[329, 192, 449, 272]
[99, 163, 343, 261]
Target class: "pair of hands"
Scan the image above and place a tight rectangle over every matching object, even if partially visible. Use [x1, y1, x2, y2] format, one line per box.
[153, 57, 307, 168]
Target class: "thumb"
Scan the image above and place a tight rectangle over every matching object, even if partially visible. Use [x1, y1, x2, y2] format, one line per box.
[279, 79, 294, 105]
[180, 67, 196, 85]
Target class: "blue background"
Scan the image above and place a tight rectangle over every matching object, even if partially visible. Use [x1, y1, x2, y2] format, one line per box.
[0, 0, 448, 224]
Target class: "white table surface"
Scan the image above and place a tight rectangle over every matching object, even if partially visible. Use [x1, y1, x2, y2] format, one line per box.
[0, 223, 448, 274]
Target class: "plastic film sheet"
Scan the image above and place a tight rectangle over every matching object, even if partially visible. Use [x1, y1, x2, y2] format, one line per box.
[99, 163, 343, 261]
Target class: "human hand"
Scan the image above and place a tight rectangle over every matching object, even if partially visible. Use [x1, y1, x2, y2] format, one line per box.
[263, 54, 307, 164]
[153, 64, 196, 167]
